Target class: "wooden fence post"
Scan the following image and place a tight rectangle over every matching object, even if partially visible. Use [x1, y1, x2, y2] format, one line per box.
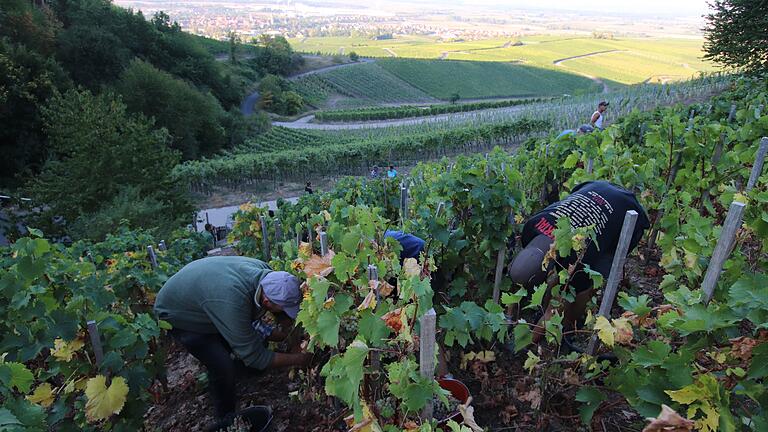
[400, 182, 409, 223]
[274, 220, 283, 257]
[587, 210, 638, 355]
[260, 215, 271, 261]
[746, 137, 768, 192]
[147, 245, 158, 269]
[320, 232, 328, 257]
[87, 320, 104, 367]
[701, 201, 747, 305]
[419, 308, 437, 420]
[492, 247, 506, 304]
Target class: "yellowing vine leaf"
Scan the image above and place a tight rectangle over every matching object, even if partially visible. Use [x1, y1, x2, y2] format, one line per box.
[323, 297, 336, 309]
[403, 258, 420, 277]
[303, 250, 335, 278]
[613, 318, 634, 345]
[458, 398, 483, 432]
[51, 337, 85, 362]
[26, 383, 55, 407]
[594, 316, 615, 347]
[298, 242, 313, 258]
[370, 279, 394, 297]
[523, 351, 540, 373]
[84, 375, 129, 422]
[357, 290, 377, 311]
[642, 404, 694, 432]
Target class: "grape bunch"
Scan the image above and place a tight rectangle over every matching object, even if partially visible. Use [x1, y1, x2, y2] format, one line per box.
[431, 394, 461, 421]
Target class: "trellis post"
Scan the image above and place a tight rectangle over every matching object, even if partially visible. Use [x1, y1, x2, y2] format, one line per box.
[158, 240, 167, 251]
[419, 308, 437, 420]
[320, 231, 328, 257]
[746, 137, 768, 192]
[274, 220, 283, 257]
[147, 245, 158, 269]
[492, 247, 506, 304]
[260, 215, 271, 261]
[701, 201, 747, 305]
[587, 210, 638, 355]
[87, 320, 104, 367]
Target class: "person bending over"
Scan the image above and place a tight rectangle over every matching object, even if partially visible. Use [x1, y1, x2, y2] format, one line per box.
[154, 256, 311, 430]
[508, 181, 649, 338]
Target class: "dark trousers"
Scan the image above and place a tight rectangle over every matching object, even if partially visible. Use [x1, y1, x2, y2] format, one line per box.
[170, 328, 262, 419]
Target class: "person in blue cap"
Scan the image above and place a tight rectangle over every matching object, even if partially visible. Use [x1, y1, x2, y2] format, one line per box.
[155, 256, 311, 431]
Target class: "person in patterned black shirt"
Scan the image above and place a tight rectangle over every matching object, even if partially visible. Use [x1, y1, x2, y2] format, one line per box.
[508, 181, 650, 339]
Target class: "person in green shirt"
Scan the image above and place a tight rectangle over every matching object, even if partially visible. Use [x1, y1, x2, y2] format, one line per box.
[154, 256, 311, 430]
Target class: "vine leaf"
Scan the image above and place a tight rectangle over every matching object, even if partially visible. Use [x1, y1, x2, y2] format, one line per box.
[642, 404, 694, 432]
[26, 383, 55, 407]
[51, 337, 85, 362]
[594, 316, 615, 347]
[84, 375, 129, 422]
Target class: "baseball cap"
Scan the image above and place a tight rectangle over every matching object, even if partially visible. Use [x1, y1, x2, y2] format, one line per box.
[258, 271, 302, 319]
[598, 101, 609, 107]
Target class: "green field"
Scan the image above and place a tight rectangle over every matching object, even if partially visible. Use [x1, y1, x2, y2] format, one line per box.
[377, 59, 600, 99]
[289, 35, 716, 85]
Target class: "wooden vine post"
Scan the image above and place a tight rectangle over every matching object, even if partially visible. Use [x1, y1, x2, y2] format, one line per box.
[492, 247, 506, 304]
[147, 245, 158, 269]
[587, 210, 638, 355]
[319, 232, 328, 257]
[274, 219, 283, 258]
[701, 201, 747, 305]
[260, 215, 271, 261]
[367, 264, 381, 370]
[87, 320, 104, 367]
[419, 308, 437, 420]
[158, 240, 167, 251]
[746, 137, 768, 192]
[400, 181, 409, 224]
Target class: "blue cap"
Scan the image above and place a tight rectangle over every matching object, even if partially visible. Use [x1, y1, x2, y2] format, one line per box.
[258, 271, 302, 319]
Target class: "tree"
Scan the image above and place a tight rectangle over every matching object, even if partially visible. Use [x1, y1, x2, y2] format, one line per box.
[449, 92, 461, 104]
[349, 51, 359, 62]
[115, 59, 227, 159]
[27, 89, 190, 239]
[253, 35, 297, 75]
[703, 0, 768, 73]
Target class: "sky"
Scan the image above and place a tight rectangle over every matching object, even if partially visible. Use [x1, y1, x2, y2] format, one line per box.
[398, 0, 712, 16]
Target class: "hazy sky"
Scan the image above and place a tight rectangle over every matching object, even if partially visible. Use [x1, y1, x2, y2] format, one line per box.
[424, 0, 711, 16]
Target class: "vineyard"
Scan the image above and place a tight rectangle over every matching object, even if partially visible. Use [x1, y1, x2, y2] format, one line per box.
[288, 35, 715, 85]
[2, 73, 767, 431]
[174, 74, 729, 193]
[313, 98, 550, 123]
[376, 59, 600, 99]
[294, 63, 436, 109]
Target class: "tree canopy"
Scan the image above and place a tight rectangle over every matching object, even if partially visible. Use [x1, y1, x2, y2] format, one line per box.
[703, 0, 768, 73]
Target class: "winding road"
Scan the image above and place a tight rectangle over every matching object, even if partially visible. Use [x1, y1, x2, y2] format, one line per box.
[552, 50, 625, 94]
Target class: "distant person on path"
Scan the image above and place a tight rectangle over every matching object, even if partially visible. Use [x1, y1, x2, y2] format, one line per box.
[556, 124, 594, 139]
[155, 257, 311, 431]
[387, 165, 398, 178]
[508, 181, 649, 340]
[370, 166, 380, 178]
[590, 101, 609, 130]
[304, 182, 313, 194]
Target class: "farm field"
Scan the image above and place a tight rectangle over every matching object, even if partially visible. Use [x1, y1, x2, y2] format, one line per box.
[289, 35, 716, 85]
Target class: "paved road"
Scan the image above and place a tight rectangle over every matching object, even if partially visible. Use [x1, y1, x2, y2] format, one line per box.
[272, 103, 529, 130]
[553, 50, 623, 95]
[241, 90, 260, 116]
[195, 197, 299, 232]
[289, 58, 374, 80]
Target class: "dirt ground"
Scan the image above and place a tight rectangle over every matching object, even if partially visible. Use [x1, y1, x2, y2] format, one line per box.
[143, 250, 665, 432]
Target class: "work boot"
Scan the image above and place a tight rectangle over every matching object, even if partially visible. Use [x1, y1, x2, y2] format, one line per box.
[204, 406, 273, 432]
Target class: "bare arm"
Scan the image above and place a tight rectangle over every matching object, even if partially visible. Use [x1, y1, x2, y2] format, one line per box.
[590, 112, 600, 125]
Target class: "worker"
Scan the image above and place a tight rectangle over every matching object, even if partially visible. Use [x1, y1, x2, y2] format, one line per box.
[154, 256, 311, 431]
[556, 124, 594, 139]
[590, 101, 609, 130]
[387, 165, 398, 178]
[508, 181, 649, 339]
[384, 230, 425, 261]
